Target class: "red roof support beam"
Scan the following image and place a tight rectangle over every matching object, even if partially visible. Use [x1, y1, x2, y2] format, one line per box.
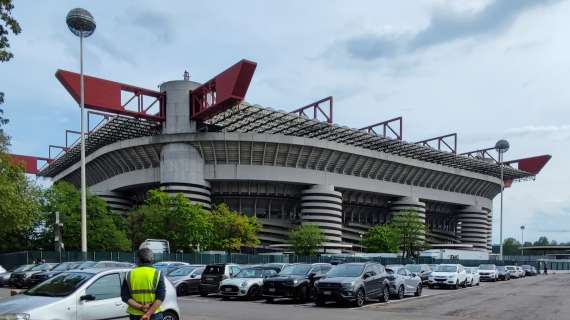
[191, 59, 257, 121]
[360, 117, 403, 140]
[290, 96, 333, 124]
[6, 154, 51, 175]
[505, 155, 551, 175]
[55, 70, 165, 122]
[415, 133, 457, 154]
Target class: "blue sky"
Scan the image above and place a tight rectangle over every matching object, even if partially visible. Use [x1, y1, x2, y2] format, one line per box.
[1, 0, 569, 243]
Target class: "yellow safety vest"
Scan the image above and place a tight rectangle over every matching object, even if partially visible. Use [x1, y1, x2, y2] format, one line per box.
[126, 266, 162, 315]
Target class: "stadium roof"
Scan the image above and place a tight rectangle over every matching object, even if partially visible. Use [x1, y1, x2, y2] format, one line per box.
[38, 103, 536, 181]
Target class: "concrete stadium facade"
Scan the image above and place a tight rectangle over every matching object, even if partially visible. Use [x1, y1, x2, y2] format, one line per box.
[39, 73, 544, 254]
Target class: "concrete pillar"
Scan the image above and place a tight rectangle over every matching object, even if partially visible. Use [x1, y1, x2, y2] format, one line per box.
[160, 80, 201, 134]
[93, 191, 133, 216]
[457, 206, 489, 251]
[300, 185, 343, 254]
[483, 207, 492, 251]
[389, 196, 426, 241]
[160, 143, 211, 209]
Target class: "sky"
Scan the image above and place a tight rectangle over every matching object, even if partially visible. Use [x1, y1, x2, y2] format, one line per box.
[1, 0, 569, 244]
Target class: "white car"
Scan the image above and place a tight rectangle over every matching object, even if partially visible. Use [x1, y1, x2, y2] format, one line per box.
[505, 266, 523, 279]
[428, 264, 467, 289]
[219, 267, 278, 300]
[516, 266, 525, 278]
[0, 268, 181, 320]
[465, 267, 480, 286]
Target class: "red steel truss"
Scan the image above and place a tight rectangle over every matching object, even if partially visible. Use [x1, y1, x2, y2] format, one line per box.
[290, 96, 333, 124]
[360, 117, 403, 140]
[7, 154, 51, 174]
[460, 147, 497, 162]
[415, 133, 457, 153]
[191, 59, 257, 121]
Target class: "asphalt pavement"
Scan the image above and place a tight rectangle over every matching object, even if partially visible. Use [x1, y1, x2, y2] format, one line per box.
[1, 274, 568, 320]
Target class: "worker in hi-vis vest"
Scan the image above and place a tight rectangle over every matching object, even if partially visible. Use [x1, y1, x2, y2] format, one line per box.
[121, 248, 166, 320]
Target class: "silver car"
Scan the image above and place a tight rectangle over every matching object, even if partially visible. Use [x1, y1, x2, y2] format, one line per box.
[219, 267, 278, 300]
[385, 266, 422, 299]
[0, 268, 181, 320]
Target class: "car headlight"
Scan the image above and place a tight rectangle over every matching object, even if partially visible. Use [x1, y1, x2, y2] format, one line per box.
[0, 313, 31, 320]
[240, 281, 249, 288]
[293, 279, 299, 285]
[342, 282, 354, 289]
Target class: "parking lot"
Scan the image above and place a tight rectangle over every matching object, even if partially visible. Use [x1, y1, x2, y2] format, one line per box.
[2, 273, 567, 320]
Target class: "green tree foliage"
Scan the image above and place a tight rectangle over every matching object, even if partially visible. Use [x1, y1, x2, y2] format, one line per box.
[363, 224, 400, 253]
[391, 211, 426, 258]
[534, 236, 549, 246]
[0, 0, 21, 62]
[502, 237, 521, 255]
[289, 225, 324, 256]
[43, 182, 131, 251]
[208, 203, 262, 252]
[128, 190, 213, 252]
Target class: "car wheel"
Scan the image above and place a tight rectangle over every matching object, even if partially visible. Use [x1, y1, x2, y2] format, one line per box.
[414, 284, 422, 297]
[297, 286, 308, 303]
[353, 288, 365, 307]
[462, 280, 467, 288]
[199, 289, 208, 297]
[396, 285, 405, 299]
[247, 286, 261, 300]
[379, 285, 390, 303]
[265, 297, 274, 303]
[469, 280, 473, 287]
[315, 296, 326, 307]
[162, 310, 179, 320]
[177, 284, 187, 296]
[454, 281, 459, 290]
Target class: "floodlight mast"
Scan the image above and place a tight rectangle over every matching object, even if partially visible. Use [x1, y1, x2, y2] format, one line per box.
[495, 139, 509, 259]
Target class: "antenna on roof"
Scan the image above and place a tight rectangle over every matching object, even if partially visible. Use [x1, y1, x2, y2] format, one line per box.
[183, 70, 190, 81]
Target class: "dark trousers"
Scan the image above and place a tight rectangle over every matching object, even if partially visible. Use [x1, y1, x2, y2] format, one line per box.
[129, 313, 163, 320]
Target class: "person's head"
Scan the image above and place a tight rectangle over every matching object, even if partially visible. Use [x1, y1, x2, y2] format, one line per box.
[137, 248, 154, 265]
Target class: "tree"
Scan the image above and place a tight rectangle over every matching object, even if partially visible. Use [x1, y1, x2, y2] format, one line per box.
[502, 237, 521, 255]
[391, 211, 426, 258]
[534, 236, 549, 246]
[289, 225, 324, 256]
[128, 190, 213, 252]
[43, 182, 131, 251]
[208, 203, 261, 252]
[363, 224, 400, 253]
[0, 0, 21, 62]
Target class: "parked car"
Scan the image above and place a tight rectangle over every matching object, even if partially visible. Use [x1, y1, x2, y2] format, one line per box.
[531, 266, 538, 275]
[154, 261, 190, 274]
[263, 263, 288, 272]
[0, 268, 181, 320]
[10, 263, 57, 288]
[220, 266, 278, 300]
[262, 263, 331, 303]
[314, 262, 391, 307]
[386, 266, 423, 299]
[495, 266, 511, 280]
[28, 261, 83, 288]
[464, 267, 480, 286]
[0, 265, 6, 274]
[478, 264, 498, 282]
[505, 266, 519, 278]
[3, 264, 35, 287]
[428, 264, 467, 289]
[516, 266, 526, 278]
[199, 263, 241, 296]
[405, 264, 432, 285]
[166, 265, 205, 296]
[75, 261, 134, 270]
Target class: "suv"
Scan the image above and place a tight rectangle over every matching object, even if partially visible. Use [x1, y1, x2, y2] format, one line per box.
[405, 264, 432, 285]
[199, 263, 241, 296]
[505, 266, 519, 278]
[496, 266, 511, 281]
[314, 262, 391, 307]
[262, 263, 331, 303]
[521, 265, 536, 276]
[478, 264, 498, 282]
[428, 264, 467, 289]
[386, 266, 422, 299]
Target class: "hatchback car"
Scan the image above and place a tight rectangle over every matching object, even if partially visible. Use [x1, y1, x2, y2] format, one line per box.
[464, 267, 480, 286]
[314, 262, 390, 307]
[405, 264, 432, 285]
[0, 268, 181, 320]
[428, 264, 467, 289]
[167, 265, 205, 296]
[199, 263, 241, 296]
[262, 263, 331, 303]
[386, 266, 422, 299]
[220, 267, 278, 300]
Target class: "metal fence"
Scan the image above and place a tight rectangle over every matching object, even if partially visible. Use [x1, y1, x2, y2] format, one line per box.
[1, 250, 569, 271]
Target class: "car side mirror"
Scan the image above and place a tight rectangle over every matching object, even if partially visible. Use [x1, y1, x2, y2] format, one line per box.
[80, 294, 96, 302]
[190, 274, 196, 278]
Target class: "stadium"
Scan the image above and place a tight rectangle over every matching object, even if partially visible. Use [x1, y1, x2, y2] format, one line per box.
[22, 59, 550, 254]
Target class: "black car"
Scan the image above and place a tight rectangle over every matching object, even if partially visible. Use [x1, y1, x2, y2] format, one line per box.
[314, 262, 390, 307]
[521, 265, 537, 276]
[496, 266, 511, 281]
[262, 263, 331, 303]
[10, 263, 56, 288]
[27, 261, 82, 287]
[405, 264, 432, 285]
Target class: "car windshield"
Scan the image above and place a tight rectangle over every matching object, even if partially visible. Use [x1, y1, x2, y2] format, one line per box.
[169, 266, 198, 276]
[280, 264, 311, 275]
[25, 272, 93, 297]
[327, 264, 364, 277]
[14, 264, 35, 272]
[406, 265, 421, 272]
[479, 264, 495, 270]
[236, 268, 266, 278]
[435, 265, 457, 272]
[31, 264, 54, 271]
[497, 266, 506, 271]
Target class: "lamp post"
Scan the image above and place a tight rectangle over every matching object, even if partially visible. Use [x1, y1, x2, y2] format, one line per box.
[520, 225, 525, 256]
[495, 139, 509, 259]
[66, 8, 96, 257]
[359, 233, 363, 254]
